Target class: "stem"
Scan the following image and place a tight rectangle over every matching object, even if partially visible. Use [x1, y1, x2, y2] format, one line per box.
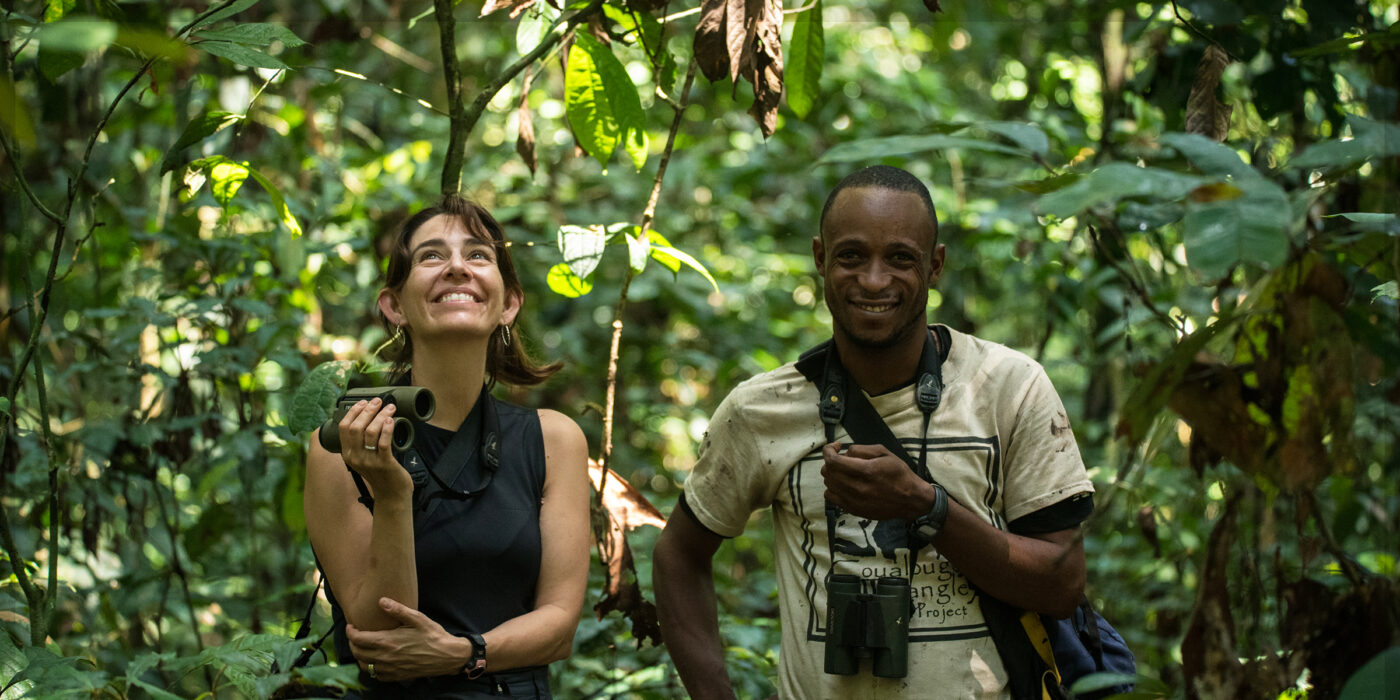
[436, 0, 601, 194]
[597, 62, 697, 500]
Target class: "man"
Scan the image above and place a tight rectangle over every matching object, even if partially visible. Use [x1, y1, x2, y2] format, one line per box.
[653, 165, 1094, 698]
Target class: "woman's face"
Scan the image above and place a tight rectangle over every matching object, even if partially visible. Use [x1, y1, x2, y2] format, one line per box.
[377, 214, 520, 344]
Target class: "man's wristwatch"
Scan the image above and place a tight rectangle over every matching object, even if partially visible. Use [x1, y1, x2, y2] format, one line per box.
[912, 483, 950, 543]
[462, 632, 487, 678]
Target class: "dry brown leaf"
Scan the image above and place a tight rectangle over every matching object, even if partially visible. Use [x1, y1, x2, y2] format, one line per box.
[588, 459, 664, 646]
[1180, 496, 1242, 699]
[725, 0, 751, 85]
[745, 0, 783, 138]
[1186, 44, 1232, 142]
[480, 0, 535, 18]
[694, 0, 730, 82]
[589, 460, 666, 531]
[516, 69, 537, 175]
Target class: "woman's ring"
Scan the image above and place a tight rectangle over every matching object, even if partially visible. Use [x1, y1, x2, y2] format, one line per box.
[364, 444, 378, 452]
[368, 663, 376, 678]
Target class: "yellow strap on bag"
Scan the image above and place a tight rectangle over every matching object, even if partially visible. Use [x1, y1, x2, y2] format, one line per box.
[1020, 611, 1062, 699]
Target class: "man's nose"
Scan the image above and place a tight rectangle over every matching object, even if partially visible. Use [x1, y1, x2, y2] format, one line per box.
[857, 262, 891, 290]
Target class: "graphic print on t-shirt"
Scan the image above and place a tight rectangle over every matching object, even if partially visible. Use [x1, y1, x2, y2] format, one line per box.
[793, 434, 1003, 644]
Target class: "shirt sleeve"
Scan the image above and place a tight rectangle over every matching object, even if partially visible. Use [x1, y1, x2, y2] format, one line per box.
[999, 361, 1094, 523]
[681, 387, 783, 539]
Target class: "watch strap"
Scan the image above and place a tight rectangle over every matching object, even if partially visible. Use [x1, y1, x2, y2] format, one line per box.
[462, 632, 487, 678]
[914, 483, 949, 542]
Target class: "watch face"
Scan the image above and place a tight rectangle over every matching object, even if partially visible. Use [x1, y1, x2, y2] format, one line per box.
[915, 523, 937, 540]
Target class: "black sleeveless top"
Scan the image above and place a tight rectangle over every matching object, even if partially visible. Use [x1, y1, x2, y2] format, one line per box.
[328, 396, 548, 697]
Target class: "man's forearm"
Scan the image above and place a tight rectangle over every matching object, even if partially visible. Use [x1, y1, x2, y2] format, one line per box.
[654, 529, 737, 700]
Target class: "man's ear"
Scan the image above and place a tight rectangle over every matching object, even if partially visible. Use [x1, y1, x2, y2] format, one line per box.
[812, 237, 826, 277]
[377, 289, 404, 326]
[927, 243, 946, 288]
[501, 289, 522, 327]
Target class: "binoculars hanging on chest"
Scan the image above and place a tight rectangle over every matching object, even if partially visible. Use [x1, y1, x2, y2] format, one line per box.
[824, 574, 912, 678]
[316, 386, 436, 454]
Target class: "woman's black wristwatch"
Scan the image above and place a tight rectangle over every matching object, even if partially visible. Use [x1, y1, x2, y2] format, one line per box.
[912, 482, 950, 544]
[462, 632, 487, 678]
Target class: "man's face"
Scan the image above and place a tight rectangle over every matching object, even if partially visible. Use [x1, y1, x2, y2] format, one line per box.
[813, 187, 944, 352]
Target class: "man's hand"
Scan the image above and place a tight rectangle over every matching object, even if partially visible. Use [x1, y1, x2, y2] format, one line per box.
[820, 442, 935, 521]
[346, 597, 470, 682]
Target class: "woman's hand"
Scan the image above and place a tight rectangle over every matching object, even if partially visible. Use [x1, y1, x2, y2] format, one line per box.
[338, 398, 414, 501]
[346, 597, 472, 682]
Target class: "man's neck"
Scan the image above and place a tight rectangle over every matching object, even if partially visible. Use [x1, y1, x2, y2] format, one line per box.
[832, 326, 929, 396]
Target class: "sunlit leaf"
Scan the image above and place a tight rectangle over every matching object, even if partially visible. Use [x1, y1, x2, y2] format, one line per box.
[625, 228, 650, 274]
[44, 0, 75, 22]
[557, 224, 607, 279]
[246, 168, 303, 235]
[785, 0, 823, 119]
[209, 159, 251, 205]
[648, 233, 719, 293]
[193, 23, 307, 48]
[547, 263, 594, 297]
[565, 33, 648, 170]
[1183, 177, 1291, 280]
[288, 361, 353, 437]
[196, 39, 289, 70]
[819, 134, 1029, 165]
[516, 2, 560, 56]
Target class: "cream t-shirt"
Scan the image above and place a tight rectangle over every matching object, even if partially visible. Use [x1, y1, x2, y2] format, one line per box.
[684, 326, 1094, 699]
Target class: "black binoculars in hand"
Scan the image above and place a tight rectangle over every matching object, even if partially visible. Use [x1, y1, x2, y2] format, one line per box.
[824, 574, 912, 678]
[317, 386, 436, 454]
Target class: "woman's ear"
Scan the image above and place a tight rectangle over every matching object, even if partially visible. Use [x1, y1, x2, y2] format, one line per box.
[377, 289, 404, 326]
[501, 289, 522, 327]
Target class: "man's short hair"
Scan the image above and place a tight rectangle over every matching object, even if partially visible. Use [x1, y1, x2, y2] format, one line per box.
[819, 165, 940, 245]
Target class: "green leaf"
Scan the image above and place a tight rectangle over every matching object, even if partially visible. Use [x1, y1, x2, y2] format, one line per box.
[981, 121, 1048, 156]
[36, 18, 117, 53]
[209, 158, 251, 205]
[246, 168, 304, 235]
[1291, 116, 1400, 169]
[565, 33, 648, 170]
[1372, 281, 1398, 301]
[819, 134, 1030, 165]
[557, 224, 608, 279]
[603, 5, 662, 51]
[37, 41, 84, 81]
[193, 0, 261, 30]
[1329, 212, 1400, 235]
[193, 23, 306, 48]
[160, 110, 244, 174]
[44, 0, 75, 22]
[1339, 647, 1400, 700]
[547, 263, 594, 297]
[785, 0, 823, 119]
[517, 2, 561, 56]
[0, 396, 9, 418]
[1161, 132, 1255, 179]
[288, 360, 353, 436]
[625, 227, 651, 274]
[196, 39, 289, 70]
[1013, 173, 1082, 195]
[1035, 163, 1207, 218]
[647, 231, 719, 293]
[1183, 177, 1291, 280]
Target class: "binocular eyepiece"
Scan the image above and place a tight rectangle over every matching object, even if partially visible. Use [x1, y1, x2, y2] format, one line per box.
[317, 386, 436, 454]
[823, 574, 912, 679]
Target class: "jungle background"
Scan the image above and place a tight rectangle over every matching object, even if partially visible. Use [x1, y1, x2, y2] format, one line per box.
[1, 0, 1397, 697]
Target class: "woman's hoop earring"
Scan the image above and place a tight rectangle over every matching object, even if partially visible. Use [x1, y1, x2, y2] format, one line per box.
[500, 324, 513, 348]
[372, 325, 407, 358]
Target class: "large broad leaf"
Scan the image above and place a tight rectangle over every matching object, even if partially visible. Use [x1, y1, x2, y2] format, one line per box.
[1183, 177, 1291, 279]
[192, 0, 260, 30]
[192, 23, 306, 48]
[188, 156, 302, 234]
[557, 224, 608, 280]
[1161, 132, 1255, 179]
[784, 0, 823, 119]
[1291, 115, 1400, 169]
[819, 134, 1029, 164]
[160, 110, 244, 174]
[245, 168, 303, 235]
[36, 18, 117, 52]
[547, 263, 594, 297]
[288, 360, 353, 436]
[196, 39, 289, 69]
[1339, 647, 1400, 700]
[516, 2, 561, 56]
[981, 121, 1049, 156]
[565, 33, 648, 170]
[1328, 212, 1400, 235]
[1035, 163, 1207, 218]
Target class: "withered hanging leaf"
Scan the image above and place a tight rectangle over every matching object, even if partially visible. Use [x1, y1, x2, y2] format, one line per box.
[588, 459, 664, 646]
[1180, 497, 1243, 699]
[1168, 360, 1273, 475]
[694, 0, 730, 82]
[1186, 44, 1232, 142]
[517, 69, 538, 174]
[746, 0, 783, 138]
[589, 460, 666, 531]
[480, 0, 535, 18]
[725, 0, 752, 84]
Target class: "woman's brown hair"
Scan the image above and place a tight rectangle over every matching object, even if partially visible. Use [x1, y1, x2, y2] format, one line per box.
[379, 195, 562, 388]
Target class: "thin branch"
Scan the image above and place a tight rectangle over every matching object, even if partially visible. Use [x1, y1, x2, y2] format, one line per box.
[438, 0, 602, 194]
[597, 61, 697, 499]
[1088, 223, 1184, 335]
[1170, 0, 1234, 60]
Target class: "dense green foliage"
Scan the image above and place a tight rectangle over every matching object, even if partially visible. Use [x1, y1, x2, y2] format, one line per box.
[1, 0, 1397, 697]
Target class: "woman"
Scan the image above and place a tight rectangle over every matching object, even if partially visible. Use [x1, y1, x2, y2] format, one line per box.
[305, 196, 590, 698]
